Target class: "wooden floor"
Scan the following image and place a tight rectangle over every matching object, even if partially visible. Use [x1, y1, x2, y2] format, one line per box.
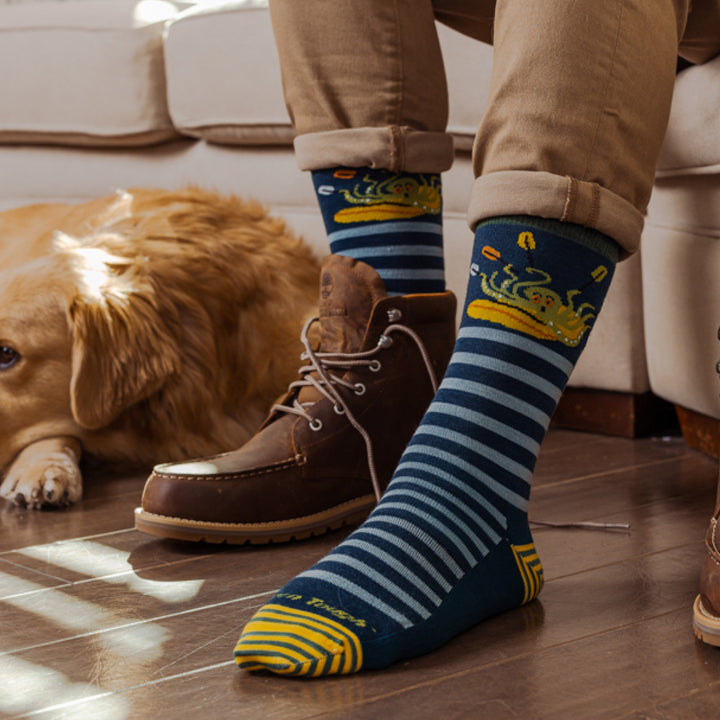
[2, 429, 720, 719]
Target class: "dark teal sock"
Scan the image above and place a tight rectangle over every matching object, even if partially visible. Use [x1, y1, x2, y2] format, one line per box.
[234, 216, 619, 676]
[312, 167, 445, 295]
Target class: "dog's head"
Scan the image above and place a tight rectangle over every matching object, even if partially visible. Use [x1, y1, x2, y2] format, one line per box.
[0, 230, 180, 471]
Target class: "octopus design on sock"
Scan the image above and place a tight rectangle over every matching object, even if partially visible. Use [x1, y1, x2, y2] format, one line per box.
[467, 231, 608, 347]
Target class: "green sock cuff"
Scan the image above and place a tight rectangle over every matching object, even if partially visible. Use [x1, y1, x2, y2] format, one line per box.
[476, 215, 620, 264]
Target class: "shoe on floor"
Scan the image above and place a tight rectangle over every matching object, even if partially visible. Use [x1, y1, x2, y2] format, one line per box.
[694, 509, 720, 646]
[134, 254, 456, 544]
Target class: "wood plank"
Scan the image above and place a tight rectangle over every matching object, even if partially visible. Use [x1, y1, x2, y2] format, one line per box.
[618, 682, 720, 719]
[2, 428, 719, 719]
[4, 544, 710, 719]
[0, 472, 147, 553]
[308, 609, 720, 720]
[533, 434, 696, 489]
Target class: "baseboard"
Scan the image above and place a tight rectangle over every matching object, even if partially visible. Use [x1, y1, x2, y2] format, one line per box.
[552, 388, 679, 439]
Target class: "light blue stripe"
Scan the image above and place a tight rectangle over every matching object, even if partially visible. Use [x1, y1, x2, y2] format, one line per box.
[329, 221, 442, 243]
[315, 546, 432, 618]
[338, 245, 444, 258]
[299, 568, 414, 627]
[393, 461, 507, 529]
[372, 501, 478, 568]
[321, 552, 435, 618]
[458, 325, 574, 377]
[354, 525, 454, 591]
[341, 538, 444, 606]
[439, 377, 551, 430]
[363, 517, 464, 580]
[406, 442, 530, 511]
[377, 269, 445, 280]
[417, 422, 533, 481]
[381, 485, 494, 551]
[429, 401, 541, 456]
[450, 351, 563, 402]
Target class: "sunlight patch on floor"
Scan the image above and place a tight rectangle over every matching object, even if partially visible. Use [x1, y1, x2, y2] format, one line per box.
[0, 654, 130, 719]
[17, 538, 204, 602]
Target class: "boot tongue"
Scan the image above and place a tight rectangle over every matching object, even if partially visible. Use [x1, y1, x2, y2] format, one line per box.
[268, 255, 387, 417]
[317, 255, 387, 353]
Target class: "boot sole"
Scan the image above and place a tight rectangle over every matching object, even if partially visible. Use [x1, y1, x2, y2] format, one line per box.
[693, 594, 720, 646]
[133, 495, 375, 544]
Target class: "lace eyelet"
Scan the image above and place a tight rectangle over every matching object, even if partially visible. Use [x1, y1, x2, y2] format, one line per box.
[333, 404, 346, 415]
[308, 418, 323, 431]
[377, 335, 393, 349]
[368, 360, 382, 372]
[354, 383, 366, 396]
[387, 308, 402, 322]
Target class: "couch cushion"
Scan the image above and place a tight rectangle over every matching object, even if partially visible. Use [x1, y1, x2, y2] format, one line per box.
[0, 0, 183, 146]
[641, 218, 720, 419]
[164, 0, 493, 150]
[657, 55, 720, 177]
[164, 0, 293, 145]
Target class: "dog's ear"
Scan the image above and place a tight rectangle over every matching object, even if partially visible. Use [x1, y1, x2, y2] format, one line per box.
[63, 237, 180, 430]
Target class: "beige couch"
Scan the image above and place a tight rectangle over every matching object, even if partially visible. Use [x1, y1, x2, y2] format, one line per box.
[0, 0, 677, 438]
[641, 57, 720, 454]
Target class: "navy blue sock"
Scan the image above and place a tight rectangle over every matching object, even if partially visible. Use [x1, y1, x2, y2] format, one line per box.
[312, 167, 445, 295]
[234, 216, 619, 676]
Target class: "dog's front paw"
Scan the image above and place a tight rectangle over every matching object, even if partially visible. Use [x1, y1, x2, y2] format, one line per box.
[0, 439, 82, 509]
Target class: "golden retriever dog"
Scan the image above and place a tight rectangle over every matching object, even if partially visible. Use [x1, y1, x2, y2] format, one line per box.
[0, 187, 320, 509]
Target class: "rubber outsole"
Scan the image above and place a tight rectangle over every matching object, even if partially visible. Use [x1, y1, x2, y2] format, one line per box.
[693, 594, 720, 647]
[133, 495, 375, 545]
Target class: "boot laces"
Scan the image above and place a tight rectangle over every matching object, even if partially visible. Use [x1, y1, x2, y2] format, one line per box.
[272, 314, 439, 502]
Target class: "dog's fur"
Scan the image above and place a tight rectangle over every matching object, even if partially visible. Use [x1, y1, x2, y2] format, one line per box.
[0, 187, 320, 508]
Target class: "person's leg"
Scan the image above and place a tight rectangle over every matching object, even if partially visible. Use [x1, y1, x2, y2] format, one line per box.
[469, 0, 690, 252]
[233, 0, 695, 675]
[135, 0, 459, 544]
[678, 0, 720, 648]
[312, 167, 445, 296]
[272, 0, 450, 296]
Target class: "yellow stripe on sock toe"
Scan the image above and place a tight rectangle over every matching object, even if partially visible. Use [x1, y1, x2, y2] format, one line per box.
[234, 604, 363, 676]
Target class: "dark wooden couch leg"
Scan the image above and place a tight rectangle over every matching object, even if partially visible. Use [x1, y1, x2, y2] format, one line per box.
[552, 388, 679, 439]
[675, 405, 720, 459]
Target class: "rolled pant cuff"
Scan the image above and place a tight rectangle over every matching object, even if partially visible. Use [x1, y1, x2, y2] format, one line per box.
[468, 170, 643, 257]
[294, 127, 455, 174]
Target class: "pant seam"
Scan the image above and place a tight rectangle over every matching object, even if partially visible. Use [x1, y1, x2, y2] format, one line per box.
[582, 0, 626, 182]
[389, 0, 404, 172]
[561, 176, 577, 222]
[390, 126, 404, 171]
[391, 0, 403, 129]
[588, 183, 601, 228]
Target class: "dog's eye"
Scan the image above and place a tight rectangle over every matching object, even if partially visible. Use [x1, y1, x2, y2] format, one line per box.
[0, 345, 20, 370]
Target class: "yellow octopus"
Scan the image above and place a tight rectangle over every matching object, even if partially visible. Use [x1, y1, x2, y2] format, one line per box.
[466, 232, 608, 347]
[333, 171, 441, 223]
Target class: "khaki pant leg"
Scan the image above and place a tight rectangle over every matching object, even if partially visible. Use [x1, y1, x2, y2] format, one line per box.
[469, 0, 692, 254]
[268, 0, 454, 172]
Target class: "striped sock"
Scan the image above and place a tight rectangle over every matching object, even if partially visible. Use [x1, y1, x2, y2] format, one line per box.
[312, 167, 445, 295]
[234, 216, 619, 676]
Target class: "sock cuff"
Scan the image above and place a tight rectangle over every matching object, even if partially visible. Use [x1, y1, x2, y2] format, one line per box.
[476, 215, 620, 264]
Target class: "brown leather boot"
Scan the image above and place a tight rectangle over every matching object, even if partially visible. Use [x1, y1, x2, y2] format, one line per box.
[694, 506, 720, 646]
[134, 254, 456, 543]
[693, 331, 720, 645]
